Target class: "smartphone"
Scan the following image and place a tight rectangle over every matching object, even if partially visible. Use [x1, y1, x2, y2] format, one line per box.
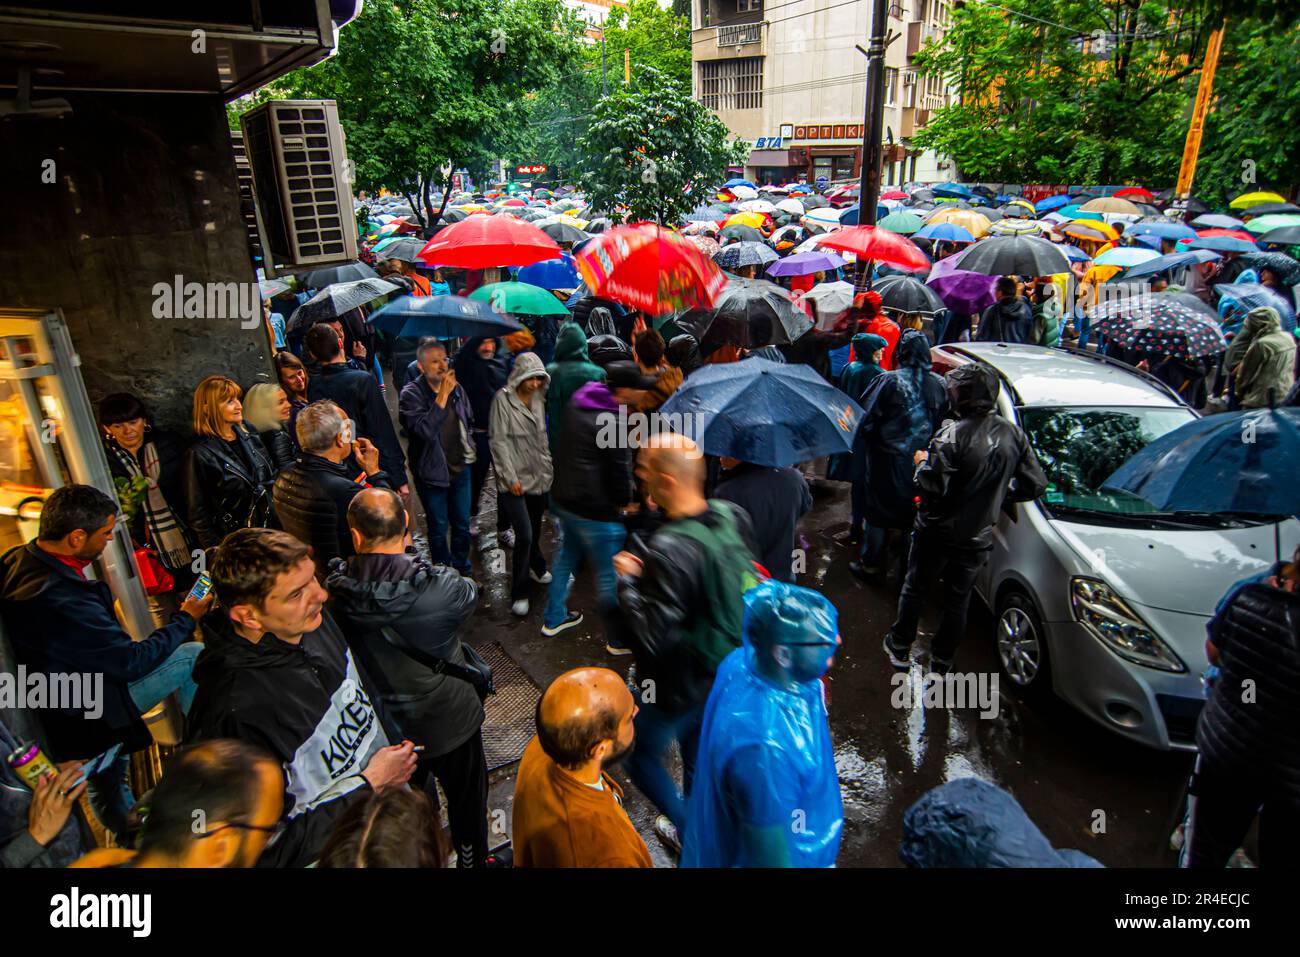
[67, 743, 123, 789]
[186, 573, 213, 603]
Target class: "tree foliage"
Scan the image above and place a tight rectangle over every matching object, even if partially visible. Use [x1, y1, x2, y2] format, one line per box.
[577, 65, 747, 224]
[601, 0, 693, 93]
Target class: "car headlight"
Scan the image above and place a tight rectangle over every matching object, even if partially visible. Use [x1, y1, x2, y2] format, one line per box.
[1070, 577, 1186, 673]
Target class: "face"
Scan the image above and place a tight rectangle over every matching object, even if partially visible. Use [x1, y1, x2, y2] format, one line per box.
[221, 393, 243, 424]
[420, 347, 449, 384]
[775, 632, 842, 684]
[106, 417, 146, 449]
[280, 365, 307, 396]
[521, 375, 545, 395]
[328, 322, 345, 346]
[598, 684, 638, 770]
[234, 557, 327, 640]
[274, 388, 291, 421]
[72, 514, 117, 561]
[477, 339, 497, 359]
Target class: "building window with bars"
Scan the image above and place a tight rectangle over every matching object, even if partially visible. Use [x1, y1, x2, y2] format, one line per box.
[885, 67, 899, 106]
[699, 57, 764, 110]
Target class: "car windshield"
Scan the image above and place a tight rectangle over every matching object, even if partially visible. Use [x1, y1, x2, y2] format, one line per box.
[1017, 406, 1237, 526]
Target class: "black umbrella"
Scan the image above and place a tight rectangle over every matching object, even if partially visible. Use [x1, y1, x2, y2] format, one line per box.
[375, 237, 426, 263]
[1243, 202, 1300, 217]
[1089, 294, 1228, 359]
[539, 221, 590, 244]
[973, 205, 1004, 221]
[710, 278, 813, 346]
[1162, 196, 1210, 217]
[801, 195, 831, 209]
[370, 295, 522, 339]
[436, 208, 470, 223]
[720, 224, 766, 243]
[954, 236, 1071, 276]
[287, 278, 401, 331]
[301, 261, 379, 288]
[1258, 226, 1300, 248]
[875, 274, 947, 317]
[910, 188, 937, 202]
[714, 241, 779, 269]
[1230, 251, 1300, 285]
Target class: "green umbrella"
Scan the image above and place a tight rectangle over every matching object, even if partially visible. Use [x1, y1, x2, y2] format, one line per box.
[1245, 213, 1300, 235]
[469, 281, 570, 316]
[878, 211, 924, 235]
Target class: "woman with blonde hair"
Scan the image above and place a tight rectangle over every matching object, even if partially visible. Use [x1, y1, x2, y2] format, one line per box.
[242, 382, 297, 470]
[183, 375, 278, 549]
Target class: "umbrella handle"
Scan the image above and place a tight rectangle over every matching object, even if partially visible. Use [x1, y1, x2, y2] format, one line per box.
[855, 259, 875, 294]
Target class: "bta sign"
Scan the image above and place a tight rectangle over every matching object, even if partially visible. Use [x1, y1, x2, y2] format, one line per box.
[516, 164, 548, 175]
[755, 136, 784, 149]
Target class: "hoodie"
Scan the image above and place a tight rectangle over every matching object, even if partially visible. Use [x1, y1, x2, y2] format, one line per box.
[839, 332, 889, 402]
[974, 296, 1034, 344]
[551, 381, 635, 521]
[185, 610, 388, 868]
[489, 352, 554, 494]
[666, 334, 703, 378]
[546, 322, 606, 456]
[1233, 306, 1296, 409]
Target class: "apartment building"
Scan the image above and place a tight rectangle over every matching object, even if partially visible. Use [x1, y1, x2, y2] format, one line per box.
[692, 0, 956, 185]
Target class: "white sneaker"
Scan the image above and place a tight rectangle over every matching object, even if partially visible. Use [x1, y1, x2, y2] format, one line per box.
[530, 569, 553, 584]
[511, 598, 529, 617]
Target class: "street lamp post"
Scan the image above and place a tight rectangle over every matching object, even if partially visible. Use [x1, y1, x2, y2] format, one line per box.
[855, 0, 890, 290]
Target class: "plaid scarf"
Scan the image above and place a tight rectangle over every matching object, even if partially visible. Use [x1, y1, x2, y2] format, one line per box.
[110, 441, 192, 570]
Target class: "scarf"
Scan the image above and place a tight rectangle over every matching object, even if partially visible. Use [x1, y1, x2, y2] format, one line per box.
[110, 441, 192, 570]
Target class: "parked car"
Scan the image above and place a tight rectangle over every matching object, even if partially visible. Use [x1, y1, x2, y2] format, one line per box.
[930, 342, 1299, 750]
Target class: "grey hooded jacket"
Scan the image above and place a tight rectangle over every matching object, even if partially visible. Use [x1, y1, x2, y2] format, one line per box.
[489, 351, 554, 494]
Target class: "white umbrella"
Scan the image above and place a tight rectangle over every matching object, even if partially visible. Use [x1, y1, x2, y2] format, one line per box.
[776, 198, 806, 216]
[730, 185, 758, 200]
[804, 206, 844, 226]
[801, 280, 856, 328]
[738, 199, 778, 214]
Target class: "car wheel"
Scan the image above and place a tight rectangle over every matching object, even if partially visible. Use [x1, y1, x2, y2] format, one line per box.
[996, 592, 1051, 695]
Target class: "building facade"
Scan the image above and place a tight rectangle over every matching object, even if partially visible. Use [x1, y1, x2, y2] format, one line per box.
[691, 0, 957, 186]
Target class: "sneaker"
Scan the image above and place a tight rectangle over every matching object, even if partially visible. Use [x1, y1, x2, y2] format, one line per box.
[654, 815, 682, 854]
[848, 560, 885, 583]
[882, 635, 911, 671]
[500, 528, 516, 549]
[530, 569, 553, 584]
[541, 611, 583, 637]
[605, 643, 633, 657]
[511, 598, 530, 617]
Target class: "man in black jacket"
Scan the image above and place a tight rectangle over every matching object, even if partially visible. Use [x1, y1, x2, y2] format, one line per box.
[0, 485, 212, 841]
[326, 488, 489, 867]
[614, 433, 759, 850]
[304, 323, 408, 497]
[715, 458, 812, 583]
[185, 528, 417, 867]
[974, 276, 1034, 344]
[273, 400, 390, 577]
[884, 363, 1047, 673]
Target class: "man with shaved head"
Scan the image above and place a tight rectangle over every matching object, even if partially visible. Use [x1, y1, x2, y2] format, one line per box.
[512, 668, 652, 867]
[614, 432, 759, 855]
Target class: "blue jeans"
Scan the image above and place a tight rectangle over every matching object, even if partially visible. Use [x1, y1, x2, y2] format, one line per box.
[86, 640, 201, 840]
[417, 470, 472, 575]
[543, 506, 626, 629]
[858, 524, 888, 567]
[626, 700, 705, 831]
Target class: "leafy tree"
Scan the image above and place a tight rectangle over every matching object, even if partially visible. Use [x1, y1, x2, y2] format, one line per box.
[601, 0, 693, 93]
[577, 64, 748, 224]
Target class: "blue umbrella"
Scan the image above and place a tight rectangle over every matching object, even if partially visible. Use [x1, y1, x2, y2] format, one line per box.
[1035, 194, 1071, 213]
[1215, 282, 1296, 331]
[369, 295, 522, 339]
[1094, 246, 1161, 268]
[915, 222, 976, 243]
[837, 203, 890, 225]
[1127, 222, 1198, 242]
[724, 177, 757, 189]
[658, 358, 864, 467]
[517, 255, 580, 290]
[1190, 214, 1246, 230]
[933, 183, 975, 200]
[1059, 244, 1094, 263]
[1120, 248, 1221, 280]
[1186, 236, 1258, 254]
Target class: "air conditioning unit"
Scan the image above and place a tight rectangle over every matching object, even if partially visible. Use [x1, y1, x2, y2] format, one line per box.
[230, 130, 264, 268]
[240, 99, 358, 278]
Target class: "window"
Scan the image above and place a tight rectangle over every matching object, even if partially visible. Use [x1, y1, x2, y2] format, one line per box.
[699, 57, 764, 110]
[700, 0, 710, 27]
[738, 0, 762, 11]
[885, 67, 899, 106]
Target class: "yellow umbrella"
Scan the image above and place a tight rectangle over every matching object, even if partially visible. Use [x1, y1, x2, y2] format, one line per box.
[1080, 196, 1140, 215]
[1229, 191, 1287, 209]
[1060, 219, 1119, 243]
[456, 203, 487, 212]
[1084, 264, 1122, 286]
[927, 208, 992, 238]
[1006, 199, 1036, 213]
[724, 211, 769, 230]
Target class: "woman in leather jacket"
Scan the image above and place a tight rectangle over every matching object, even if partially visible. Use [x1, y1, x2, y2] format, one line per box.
[242, 382, 298, 471]
[184, 375, 278, 550]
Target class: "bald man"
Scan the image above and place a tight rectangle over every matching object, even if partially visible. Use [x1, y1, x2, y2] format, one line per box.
[511, 668, 652, 867]
[614, 433, 759, 853]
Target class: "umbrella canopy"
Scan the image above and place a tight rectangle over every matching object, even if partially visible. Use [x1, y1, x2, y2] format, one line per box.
[932, 183, 975, 200]
[800, 280, 856, 320]
[469, 280, 570, 316]
[370, 294, 522, 339]
[683, 220, 722, 236]
[730, 185, 759, 200]
[714, 241, 779, 270]
[574, 224, 726, 315]
[1102, 408, 1300, 521]
[770, 223, 808, 247]
[374, 237, 429, 264]
[1059, 244, 1094, 264]
[1035, 195, 1071, 214]
[724, 177, 757, 189]
[1245, 213, 1300, 235]
[682, 234, 722, 258]
[1191, 214, 1246, 230]
[954, 235, 1071, 276]
[1094, 246, 1161, 268]
[259, 278, 291, 300]
[1114, 187, 1156, 201]
[658, 359, 864, 467]
[1242, 202, 1300, 217]
[878, 211, 924, 234]
[721, 223, 767, 243]
[1196, 227, 1257, 243]
[711, 278, 814, 345]
[765, 250, 846, 277]
[989, 218, 1042, 236]
[287, 278, 400, 331]
[539, 221, 590, 244]
[1229, 191, 1288, 210]
[926, 208, 992, 238]
[1127, 222, 1198, 242]
[1119, 248, 1221, 281]
[1215, 282, 1297, 330]
[1185, 236, 1257, 254]
[1089, 293, 1228, 359]
[1080, 196, 1141, 216]
[737, 199, 778, 214]
[875, 274, 947, 316]
[915, 222, 976, 243]
[516, 255, 581, 290]
[1060, 220, 1119, 243]
[926, 270, 999, 314]
[1258, 226, 1300, 247]
[301, 261, 379, 288]
[804, 206, 844, 227]
[1232, 251, 1300, 285]
[881, 190, 909, 201]
[418, 215, 560, 268]
[837, 203, 892, 226]
[723, 211, 770, 231]
[815, 226, 930, 271]
[776, 198, 806, 216]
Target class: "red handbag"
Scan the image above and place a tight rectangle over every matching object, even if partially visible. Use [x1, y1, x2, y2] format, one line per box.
[134, 546, 175, 596]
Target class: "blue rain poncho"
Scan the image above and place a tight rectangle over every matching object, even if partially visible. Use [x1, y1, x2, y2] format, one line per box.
[680, 581, 843, 868]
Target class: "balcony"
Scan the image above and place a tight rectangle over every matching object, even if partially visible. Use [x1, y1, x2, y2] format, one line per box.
[906, 20, 940, 60]
[693, 22, 767, 59]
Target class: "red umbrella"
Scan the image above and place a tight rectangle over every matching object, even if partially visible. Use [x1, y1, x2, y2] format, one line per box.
[418, 215, 560, 268]
[499, 198, 527, 207]
[813, 226, 930, 271]
[1196, 227, 1257, 243]
[1115, 187, 1156, 201]
[574, 224, 727, 315]
[881, 190, 909, 201]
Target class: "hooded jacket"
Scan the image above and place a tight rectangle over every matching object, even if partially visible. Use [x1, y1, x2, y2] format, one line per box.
[666, 334, 703, 378]
[453, 336, 509, 429]
[974, 295, 1034, 344]
[325, 552, 483, 759]
[551, 381, 636, 522]
[185, 609, 388, 868]
[913, 363, 1048, 544]
[489, 352, 554, 495]
[838, 332, 889, 402]
[1234, 307, 1296, 409]
[863, 315, 902, 370]
[546, 323, 606, 456]
[272, 453, 391, 577]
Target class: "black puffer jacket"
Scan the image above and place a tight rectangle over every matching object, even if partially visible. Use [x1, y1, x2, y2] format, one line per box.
[326, 551, 484, 758]
[255, 426, 297, 472]
[272, 454, 390, 576]
[1197, 577, 1300, 799]
[184, 427, 278, 550]
[551, 382, 635, 522]
[914, 363, 1048, 544]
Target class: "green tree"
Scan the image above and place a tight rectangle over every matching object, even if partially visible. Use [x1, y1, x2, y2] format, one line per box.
[601, 0, 693, 93]
[577, 64, 747, 224]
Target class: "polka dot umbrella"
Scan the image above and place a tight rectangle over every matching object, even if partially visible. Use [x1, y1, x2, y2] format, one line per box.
[1089, 292, 1228, 359]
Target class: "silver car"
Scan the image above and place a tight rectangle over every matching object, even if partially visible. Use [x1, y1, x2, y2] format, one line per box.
[930, 342, 1298, 751]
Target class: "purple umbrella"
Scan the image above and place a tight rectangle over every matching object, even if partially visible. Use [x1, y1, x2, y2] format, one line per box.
[927, 253, 970, 282]
[926, 270, 999, 314]
[766, 250, 847, 277]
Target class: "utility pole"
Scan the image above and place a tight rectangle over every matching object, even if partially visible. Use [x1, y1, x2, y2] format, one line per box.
[1175, 21, 1226, 199]
[601, 33, 608, 97]
[624, 48, 631, 84]
[856, 0, 890, 290]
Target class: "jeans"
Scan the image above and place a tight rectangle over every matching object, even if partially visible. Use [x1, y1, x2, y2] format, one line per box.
[626, 700, 705, 831]
[543, 506, 626, 628]
[887, 530, 992, 664]
[417, 470, 472, 575]
[858, 524, 888, 568]
[498, 491, 549, 600]
[86, 640, 201, 841]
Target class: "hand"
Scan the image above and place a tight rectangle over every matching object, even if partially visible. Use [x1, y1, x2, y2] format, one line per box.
[352, 340, 367, 359]
[180, 590, 215, 620]
[362, 741, 418, 793]
[354, 437, 381, 475]
[398, 484, 411, 499]
[28, 764, 87, 846]
[913, 449, 930, 466]
[613, 551, 643, 578]
[511, 481, 523, 496]
[438, 370, 457, 398]
[633, 314, 648, 336]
